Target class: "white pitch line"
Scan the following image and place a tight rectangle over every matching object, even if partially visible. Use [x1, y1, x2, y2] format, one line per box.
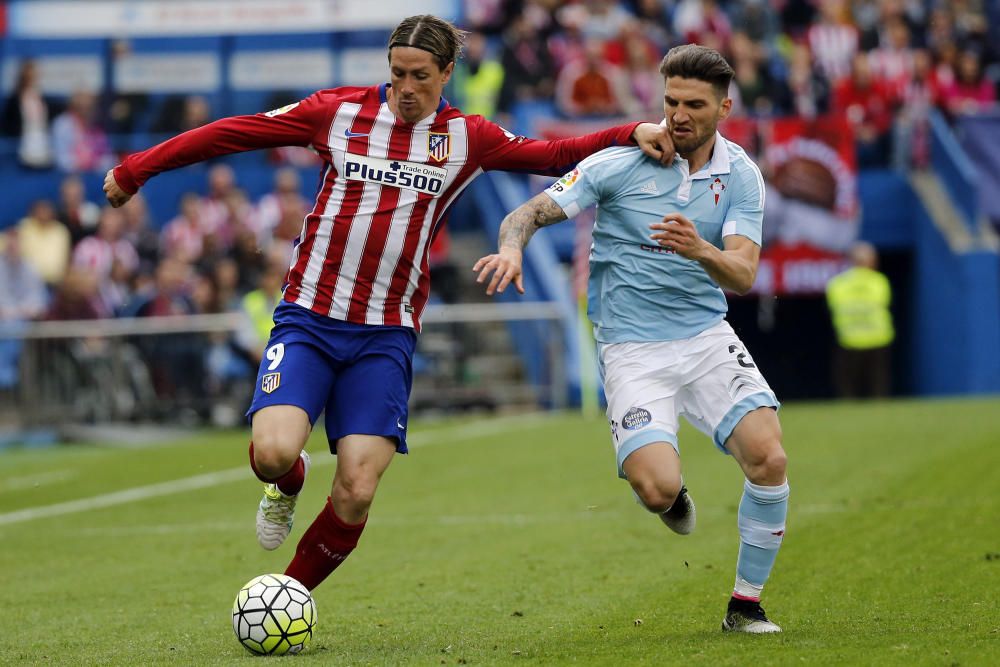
[2, 469, 78, 492]
[0, 412, 557, 527]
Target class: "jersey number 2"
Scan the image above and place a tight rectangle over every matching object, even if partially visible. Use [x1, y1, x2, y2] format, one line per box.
[728, 344, 756, 369]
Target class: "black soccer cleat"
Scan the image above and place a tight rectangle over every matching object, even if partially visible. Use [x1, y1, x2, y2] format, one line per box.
[659, 485, 696, 535]
[721, 596, 782, 633]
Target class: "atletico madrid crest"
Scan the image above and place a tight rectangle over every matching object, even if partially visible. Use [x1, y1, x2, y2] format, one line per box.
[428, 133, 451, 162]
[261, 372, 281, 394]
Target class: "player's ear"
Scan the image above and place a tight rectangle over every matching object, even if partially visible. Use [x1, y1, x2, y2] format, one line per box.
[718, 97, 732, 123]
[440, 61, 455, 84]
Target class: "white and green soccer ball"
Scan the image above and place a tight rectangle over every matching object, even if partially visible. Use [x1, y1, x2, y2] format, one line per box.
[232, 574, 317, 655]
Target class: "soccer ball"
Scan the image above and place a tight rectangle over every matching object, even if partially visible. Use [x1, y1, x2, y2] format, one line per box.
[232, 574, 317, 655]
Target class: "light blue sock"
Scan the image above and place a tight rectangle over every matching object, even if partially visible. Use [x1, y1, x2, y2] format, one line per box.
[734, 479, 789, 600]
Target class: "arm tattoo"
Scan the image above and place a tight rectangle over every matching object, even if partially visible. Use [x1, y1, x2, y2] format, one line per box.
[498, 193, 568, 251]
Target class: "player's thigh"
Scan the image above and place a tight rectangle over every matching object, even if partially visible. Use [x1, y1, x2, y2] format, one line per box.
[600, 341, 682, 479]
[679, 323, 779, 453]
[248, 339, 334, 456]
[326, 329, 416, 455]
[621, 441, 682, 489]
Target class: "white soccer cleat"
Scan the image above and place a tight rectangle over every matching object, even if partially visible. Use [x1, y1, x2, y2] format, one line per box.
[659, 485, 696, 535]
[721, 598, 782, 634]
[256, 450, 311, 551]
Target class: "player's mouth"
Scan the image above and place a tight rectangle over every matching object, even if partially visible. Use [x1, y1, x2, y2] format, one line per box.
[671, 126, 693, 137]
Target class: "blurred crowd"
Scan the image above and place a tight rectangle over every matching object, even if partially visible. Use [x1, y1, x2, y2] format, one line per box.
[2, 0, 998, 408]
[459, 0, 998, 167]
[0, 166, 307, 411]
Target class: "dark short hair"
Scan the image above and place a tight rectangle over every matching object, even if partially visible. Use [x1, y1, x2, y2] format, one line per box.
[388, 15, 466, 71]
[659, 44, 734, 98]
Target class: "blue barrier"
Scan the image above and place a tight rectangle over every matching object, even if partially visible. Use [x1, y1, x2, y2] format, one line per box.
[956, 111, 1000, 220]
[929, 109, 980, 230]
[912, 205, 1000, 394]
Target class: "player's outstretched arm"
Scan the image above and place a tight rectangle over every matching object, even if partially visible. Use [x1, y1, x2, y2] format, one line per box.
[473, 192, 567, 296]
[103, 169, 132, 208]
[632, 123, 675, 166]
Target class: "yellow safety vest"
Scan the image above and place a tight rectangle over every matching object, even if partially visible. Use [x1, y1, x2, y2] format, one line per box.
[825, 267, 895, 349]
[459, 61, 504, 119]
[242, 289, 280, 345]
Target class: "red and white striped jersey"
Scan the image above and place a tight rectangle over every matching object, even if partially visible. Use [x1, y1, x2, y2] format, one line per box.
[115, 84, 638, 330]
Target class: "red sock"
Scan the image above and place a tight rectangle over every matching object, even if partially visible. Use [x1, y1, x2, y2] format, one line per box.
[248, 442, 305, 496]
[284, 498, 366, 591]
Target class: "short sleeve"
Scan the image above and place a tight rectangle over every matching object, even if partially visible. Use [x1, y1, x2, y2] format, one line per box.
[543, 148, 627, 218]
[722, 159, 766, 246]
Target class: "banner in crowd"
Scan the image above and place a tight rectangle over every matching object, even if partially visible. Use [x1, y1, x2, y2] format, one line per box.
[749, 114, 858, 295]
[537, 113, 858, 297]
[6, 0, 460, 37]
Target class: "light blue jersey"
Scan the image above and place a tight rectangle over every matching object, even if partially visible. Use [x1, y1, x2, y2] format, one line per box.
[545, 131, 765, 343]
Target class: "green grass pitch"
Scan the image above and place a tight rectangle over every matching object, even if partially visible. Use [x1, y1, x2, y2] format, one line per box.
[1, 398, 998, 665]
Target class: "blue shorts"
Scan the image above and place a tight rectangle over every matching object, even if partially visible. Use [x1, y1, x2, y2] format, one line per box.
[247, 301, 417, 453]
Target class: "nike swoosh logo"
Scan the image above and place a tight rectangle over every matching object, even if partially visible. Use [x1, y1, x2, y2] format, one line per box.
[397, 420, 405, 430]
[344, 130, 369, 138]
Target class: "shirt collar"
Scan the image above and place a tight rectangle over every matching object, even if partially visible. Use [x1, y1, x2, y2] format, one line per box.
[690, 131, 730, 180]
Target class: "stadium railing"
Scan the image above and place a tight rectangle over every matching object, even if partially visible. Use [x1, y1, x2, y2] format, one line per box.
[0, 302, 566, 441]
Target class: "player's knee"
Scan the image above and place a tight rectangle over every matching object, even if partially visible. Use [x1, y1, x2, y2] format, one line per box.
[333, 470, 378, 509]
[251, 431, 302, 478]
[630, 476, 681, 513]
[745, 443, 787, 485]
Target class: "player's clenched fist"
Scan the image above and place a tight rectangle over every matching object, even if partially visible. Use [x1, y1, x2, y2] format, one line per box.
[103, 168, 132, 208]
[473, 247, 525, 296]
[649, 212, 709, 260]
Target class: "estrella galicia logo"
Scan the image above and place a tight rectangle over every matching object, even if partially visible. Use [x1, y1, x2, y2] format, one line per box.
[343, 153, 447, 195]
[622, 407, 651, 430]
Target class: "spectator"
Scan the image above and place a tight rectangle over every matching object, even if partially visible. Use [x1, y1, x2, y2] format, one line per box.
[198, 163, 238, 235]
[1, 60, 54, 169]
[579, 0, 635, 42]
[555, 39, 628, 118]
[103, 40, 150, 151]
[833, 53, 894, 167]
[151, 94, 211, 135]
[867, 18, 915, 99]
[161, 193, 206, 263]
[57, 174, 101, 246]
[51, 90, 113, 173]
[120, 193, 161, 277]
[132, 257, 206, 414]
[939, 49, 997, 117]
[45, 267, 104, 321]
[235, 248, 289, 364]
[673, 0, 732, 54]
[455, 31, 505, 119]
[826, 241, 894, 398]
[893, 48, 936, 169]
[497, 13, 555, 114]
[807, 0, 858, 85]
[617, 23, 665, 119]
[254, 168, 308, 246]
[0, 228, 48, 322]
[729, 31, 784, 117]
[71, 206, 140, 316]
[784, 43, 831, 118]
[17, 199, 70, 286]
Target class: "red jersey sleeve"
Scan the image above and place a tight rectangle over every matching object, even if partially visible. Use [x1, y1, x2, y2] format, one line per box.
[113, 92, 333, 194]
[471, 116, 641, 176]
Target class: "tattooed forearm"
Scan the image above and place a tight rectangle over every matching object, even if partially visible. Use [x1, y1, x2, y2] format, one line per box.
[498, 192, 568, 251]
